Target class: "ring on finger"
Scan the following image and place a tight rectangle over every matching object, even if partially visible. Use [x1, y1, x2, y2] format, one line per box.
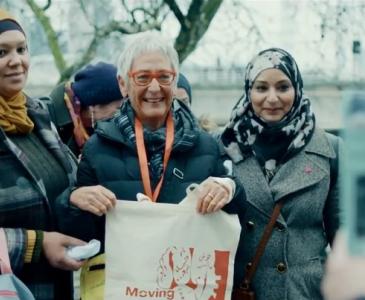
[207, 193, 214, 200]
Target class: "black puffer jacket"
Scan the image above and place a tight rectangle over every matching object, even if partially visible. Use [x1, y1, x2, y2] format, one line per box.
[58, 119, 245, 242]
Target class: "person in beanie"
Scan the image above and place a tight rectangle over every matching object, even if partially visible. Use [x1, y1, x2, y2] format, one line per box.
[0, 8, 86, 300]
[48, 62, 123, 156]
[175, 73, 192, 107]
[175, 72, 218, 132]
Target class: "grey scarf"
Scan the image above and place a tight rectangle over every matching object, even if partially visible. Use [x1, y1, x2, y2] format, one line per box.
[114, 99, 200, 180]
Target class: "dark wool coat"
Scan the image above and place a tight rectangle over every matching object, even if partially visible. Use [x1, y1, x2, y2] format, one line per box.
[46, 84, 82, 156]
[0, 97, 77, 300]
[231, 128, 341, 300]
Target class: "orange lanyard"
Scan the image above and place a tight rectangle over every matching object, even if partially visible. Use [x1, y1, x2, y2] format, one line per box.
[135, 112, 174, 202]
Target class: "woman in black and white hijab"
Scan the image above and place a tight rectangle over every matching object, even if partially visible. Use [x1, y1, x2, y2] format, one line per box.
[221, 48, 341, 300]
[222, 48, 315, 181]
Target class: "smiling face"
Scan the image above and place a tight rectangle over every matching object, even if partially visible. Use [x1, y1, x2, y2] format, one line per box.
[0, 30, 29, 99]
[118, 51, 176, 130]
[250, 68, 295, 123]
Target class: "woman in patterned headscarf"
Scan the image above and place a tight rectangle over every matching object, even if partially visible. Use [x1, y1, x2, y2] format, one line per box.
[0, 8, 85, 300]
[220, 48, 341, 299]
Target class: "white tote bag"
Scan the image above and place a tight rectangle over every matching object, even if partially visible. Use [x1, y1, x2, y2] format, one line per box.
[105, 192, 241, 300]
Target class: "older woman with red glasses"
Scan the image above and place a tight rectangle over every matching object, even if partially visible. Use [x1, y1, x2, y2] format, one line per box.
[58, 31, 245, 245]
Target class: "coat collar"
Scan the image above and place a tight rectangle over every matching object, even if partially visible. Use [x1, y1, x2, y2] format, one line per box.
[271, 127, 335, 200]
[26, 96, 76, 179]
[48, 83, 72, 127]
[234, 127, 333, 225]
[304, 127, 336, 159]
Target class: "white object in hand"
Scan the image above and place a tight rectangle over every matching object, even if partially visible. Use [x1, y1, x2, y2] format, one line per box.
[66, 239, 101, 260]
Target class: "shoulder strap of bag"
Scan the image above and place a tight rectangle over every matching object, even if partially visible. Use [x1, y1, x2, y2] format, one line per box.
[0, 229, 12, 274]
[326, 133, 339, 189]
[241, 201, 284, 289]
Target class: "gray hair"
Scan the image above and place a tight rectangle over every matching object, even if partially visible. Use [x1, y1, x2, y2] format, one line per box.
[117, 31, 179, 86]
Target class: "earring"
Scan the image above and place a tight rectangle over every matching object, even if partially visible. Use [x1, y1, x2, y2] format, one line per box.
[90, 106, 95, 128]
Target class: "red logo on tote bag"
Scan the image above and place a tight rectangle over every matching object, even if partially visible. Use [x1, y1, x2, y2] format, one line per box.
[124, 247, 230, 299]
[157, 247, 230, 300]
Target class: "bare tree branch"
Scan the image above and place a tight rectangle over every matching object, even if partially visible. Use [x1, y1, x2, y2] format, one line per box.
[131, 7, 157, 20]
[42, 0, 51, 11]
[25, 0, 224, 81]
[164, 0, 187, 28]
[59, 35, 99, 82]
[240, 3, 264, 42]
[77, 0, 96, 29]
[174, 0, 224, 62]
[25, 0, 67, 73]
[59, 18, 162, 82]
[121, 0, 138, 24]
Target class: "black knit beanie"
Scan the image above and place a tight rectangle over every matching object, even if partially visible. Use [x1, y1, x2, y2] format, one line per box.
[72, 62, 122, 106]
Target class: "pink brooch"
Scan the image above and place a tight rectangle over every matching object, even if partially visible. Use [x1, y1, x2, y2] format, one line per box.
[304, 166, 313, 174]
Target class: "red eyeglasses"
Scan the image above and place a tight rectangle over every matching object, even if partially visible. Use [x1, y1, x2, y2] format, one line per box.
[128, 70, 176, 86]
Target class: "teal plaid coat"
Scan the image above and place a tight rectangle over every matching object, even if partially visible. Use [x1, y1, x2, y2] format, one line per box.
[0, 96, 77, 300]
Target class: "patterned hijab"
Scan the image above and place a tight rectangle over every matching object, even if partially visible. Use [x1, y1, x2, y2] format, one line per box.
[221, 48, 315, 181]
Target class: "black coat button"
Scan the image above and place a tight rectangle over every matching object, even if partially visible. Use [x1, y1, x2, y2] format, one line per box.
[246, 221, 255, 230]
[275, 223, 286, 232]
[276, 262, 287, 273]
